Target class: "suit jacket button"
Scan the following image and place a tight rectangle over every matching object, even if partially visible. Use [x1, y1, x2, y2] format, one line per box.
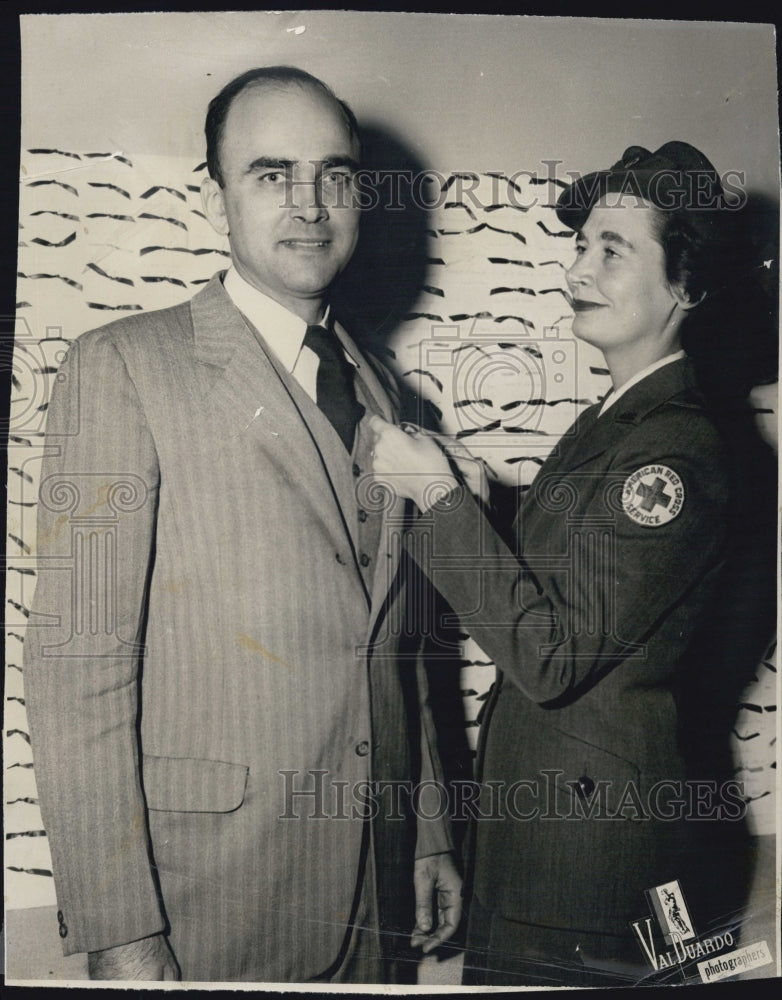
[335, 552, 346, 564]
[360, 553, 371, 567]
[355, 740, 370, 756]
[577, 774, 595, 798]
[57, 910, 64, 923]
[59, 922, 68, 938]
[358, 509, 368, 523]
[352, 463, 361, 478]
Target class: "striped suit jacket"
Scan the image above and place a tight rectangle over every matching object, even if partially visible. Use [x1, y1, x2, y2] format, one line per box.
[24, 274, 451, 982]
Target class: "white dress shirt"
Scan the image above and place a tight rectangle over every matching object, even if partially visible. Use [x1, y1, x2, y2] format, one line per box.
[599, 350, 686, 417]
[223, 266, 356, 404]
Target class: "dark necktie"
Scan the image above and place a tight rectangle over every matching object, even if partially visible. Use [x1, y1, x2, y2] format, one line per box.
[303, 324, 365, 452]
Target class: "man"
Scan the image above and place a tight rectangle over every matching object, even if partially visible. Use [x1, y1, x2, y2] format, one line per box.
[24, 66, 461, 983]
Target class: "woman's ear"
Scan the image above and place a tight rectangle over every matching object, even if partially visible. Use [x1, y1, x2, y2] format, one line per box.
[671, 282, 707, 312]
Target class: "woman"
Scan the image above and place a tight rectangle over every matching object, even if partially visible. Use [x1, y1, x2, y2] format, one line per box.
[370, 143, 765, 986]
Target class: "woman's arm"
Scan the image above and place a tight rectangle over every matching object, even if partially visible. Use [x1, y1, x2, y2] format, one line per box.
[372, 411, 729, 705]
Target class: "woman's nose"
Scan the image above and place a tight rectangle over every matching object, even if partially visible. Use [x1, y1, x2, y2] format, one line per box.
[565, 254, 591, 290]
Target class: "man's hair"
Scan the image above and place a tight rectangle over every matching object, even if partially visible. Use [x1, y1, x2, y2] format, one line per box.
[205, 66, 360, 188]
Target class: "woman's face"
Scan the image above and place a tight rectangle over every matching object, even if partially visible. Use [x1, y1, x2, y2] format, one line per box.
[565, 197, 682, 356]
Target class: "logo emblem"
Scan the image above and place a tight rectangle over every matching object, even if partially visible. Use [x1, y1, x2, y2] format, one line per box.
[622, 464, 684, 527]
[647, 880, 696, 945]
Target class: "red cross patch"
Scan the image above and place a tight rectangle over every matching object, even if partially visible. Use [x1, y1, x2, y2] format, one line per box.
[622, 465, 685, 527]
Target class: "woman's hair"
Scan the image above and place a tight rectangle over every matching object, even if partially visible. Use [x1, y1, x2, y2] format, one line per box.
[657, 201, 778, 397]
[648, 205, 727, 305]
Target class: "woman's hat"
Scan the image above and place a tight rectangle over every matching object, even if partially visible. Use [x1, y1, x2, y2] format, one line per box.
[555, 141, 725, 232]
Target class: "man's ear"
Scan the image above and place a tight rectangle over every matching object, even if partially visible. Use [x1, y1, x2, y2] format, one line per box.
[671, 282, 706, 312]
[201, 177, 229, 237]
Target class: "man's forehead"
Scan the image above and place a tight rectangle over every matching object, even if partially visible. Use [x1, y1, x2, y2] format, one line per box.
[228, 80, 351, 132]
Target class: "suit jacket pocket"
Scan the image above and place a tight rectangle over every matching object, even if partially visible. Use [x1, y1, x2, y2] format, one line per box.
[142, 754, 249, 813]
[543, 724, 642, 811]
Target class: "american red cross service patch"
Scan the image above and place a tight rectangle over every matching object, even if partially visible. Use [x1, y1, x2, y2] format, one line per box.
[622, 464, 685, 527]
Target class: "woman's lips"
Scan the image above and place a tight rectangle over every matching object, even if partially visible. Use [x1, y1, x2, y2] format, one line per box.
[572, 300, 606, 312]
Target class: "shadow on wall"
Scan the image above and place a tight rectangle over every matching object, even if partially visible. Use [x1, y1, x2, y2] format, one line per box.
[332, 122, 432, 359]
[333, 122, 474, 856]
[675, 188, 778, 932]
[683, 191, 779, 399]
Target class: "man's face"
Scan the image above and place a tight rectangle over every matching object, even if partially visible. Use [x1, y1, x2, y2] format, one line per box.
[202, 82, 360, 320]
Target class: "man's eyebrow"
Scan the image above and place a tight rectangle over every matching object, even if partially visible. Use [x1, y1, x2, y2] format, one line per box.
[245, 156, 360, 175]
[320, 155, 360, 173]
[245, 157, 295, 175]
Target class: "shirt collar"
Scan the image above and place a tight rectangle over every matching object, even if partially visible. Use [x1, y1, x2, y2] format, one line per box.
[222, 266, 333, 374]
[600, 349, 686, 416]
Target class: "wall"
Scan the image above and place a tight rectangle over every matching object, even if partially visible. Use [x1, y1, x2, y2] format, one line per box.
[7, 8, 779, 967]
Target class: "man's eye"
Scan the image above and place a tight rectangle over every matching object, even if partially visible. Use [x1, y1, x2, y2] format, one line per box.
[323, 171, 353, 186]
[604, 247, 620, 259]
[259, 172, 284, 183]
[574, 243, 586, 255]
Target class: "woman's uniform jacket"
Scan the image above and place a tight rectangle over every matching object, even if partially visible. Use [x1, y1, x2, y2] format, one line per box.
[24, 274, 451, 982]
[407, 358, 743, 947]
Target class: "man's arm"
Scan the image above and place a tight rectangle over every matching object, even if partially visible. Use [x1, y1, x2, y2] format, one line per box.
[24, 330, 169, 969]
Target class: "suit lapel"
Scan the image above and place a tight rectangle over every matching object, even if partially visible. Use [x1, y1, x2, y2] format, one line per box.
[330, 324, 408, 631]
[190, 276, 358, 554]
[190, 277, 404, 619]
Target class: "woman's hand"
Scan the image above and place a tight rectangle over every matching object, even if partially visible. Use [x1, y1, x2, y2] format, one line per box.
[368, 416, 458, 511]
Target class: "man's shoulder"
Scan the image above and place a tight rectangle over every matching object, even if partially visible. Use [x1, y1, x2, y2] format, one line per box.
[76, 294, 195, 353]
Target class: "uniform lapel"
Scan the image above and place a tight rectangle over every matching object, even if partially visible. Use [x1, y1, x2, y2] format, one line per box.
[556, 359, 698, 474]
[521, 359, 698, 526]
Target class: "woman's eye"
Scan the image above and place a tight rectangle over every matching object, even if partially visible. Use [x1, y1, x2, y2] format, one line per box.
[604, 246, 620, 259]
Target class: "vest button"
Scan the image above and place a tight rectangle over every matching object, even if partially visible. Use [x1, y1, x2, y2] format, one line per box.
[59, 922, 68, 938]
[359, 553, 371, 567]
[358, 508, 368, 523]
[352, 463, 361, 478]
[355, 740, 370, 756]
[335, 553, 346, 564]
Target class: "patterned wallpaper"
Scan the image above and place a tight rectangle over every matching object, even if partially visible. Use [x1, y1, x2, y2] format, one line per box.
[5, 149, 777, 914]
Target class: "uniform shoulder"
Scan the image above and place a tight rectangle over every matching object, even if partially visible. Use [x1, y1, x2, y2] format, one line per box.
[631, 392, 724, 456]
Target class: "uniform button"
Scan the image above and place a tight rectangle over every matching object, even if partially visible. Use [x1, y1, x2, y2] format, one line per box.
[359, 553, 371, 567]
[355, 740, 370, 756]
[577, 774, 595, 798]
[352, 463, 361, 478]
[358, 509, 368, 523]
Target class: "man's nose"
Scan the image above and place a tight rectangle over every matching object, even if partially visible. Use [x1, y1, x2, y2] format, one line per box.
[288, 179, 328, 223]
